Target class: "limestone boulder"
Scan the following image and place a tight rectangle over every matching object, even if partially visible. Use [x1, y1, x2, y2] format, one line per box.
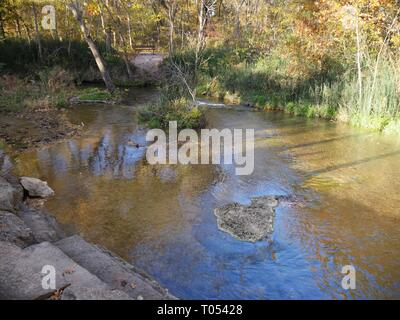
[20, 177, 54, 198]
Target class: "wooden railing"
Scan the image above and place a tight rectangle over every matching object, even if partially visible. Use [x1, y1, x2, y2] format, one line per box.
[133, 45, 157, 54]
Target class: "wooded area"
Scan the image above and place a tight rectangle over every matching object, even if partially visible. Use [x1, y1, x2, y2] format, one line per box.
[0, 0, 399, 131]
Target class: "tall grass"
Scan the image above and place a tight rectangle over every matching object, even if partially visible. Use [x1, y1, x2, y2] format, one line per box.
[194, 45, 400, 133]
[0, 68, 75, 110]
[340, 55, 400, 131]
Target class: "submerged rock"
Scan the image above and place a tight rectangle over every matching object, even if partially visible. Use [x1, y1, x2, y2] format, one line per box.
[20, 177, 54, 198]
[214, 196, 279, 242]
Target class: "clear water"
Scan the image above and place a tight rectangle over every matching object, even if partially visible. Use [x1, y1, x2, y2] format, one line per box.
[10, 88, 400, 299]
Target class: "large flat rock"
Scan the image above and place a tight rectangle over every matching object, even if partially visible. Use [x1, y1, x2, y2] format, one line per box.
[20, 177, 55, 198]
[0, 241, 131, 300]
[56, 235, 176, 300]
[0, 211, 35, 248]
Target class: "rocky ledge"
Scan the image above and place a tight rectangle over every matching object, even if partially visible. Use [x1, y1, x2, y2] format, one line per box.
[0, 173, 176, 300]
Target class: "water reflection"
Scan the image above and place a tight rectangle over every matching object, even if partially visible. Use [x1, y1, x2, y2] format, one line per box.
[17, 107, 147, 180]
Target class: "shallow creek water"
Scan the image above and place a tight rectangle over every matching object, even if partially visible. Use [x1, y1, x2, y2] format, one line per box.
[8, 88, 400, 299]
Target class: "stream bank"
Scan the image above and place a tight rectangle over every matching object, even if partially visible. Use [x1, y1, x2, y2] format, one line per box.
[0, 107, 81, 152]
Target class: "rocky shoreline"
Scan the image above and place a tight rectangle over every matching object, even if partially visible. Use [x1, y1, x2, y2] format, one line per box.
[0, 173, 176, 300]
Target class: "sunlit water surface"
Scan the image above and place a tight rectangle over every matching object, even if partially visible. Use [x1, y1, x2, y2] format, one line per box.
[9, 88, 400, 299]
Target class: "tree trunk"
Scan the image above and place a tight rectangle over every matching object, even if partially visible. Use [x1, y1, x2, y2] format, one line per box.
[23, 21, 31, 44]
[234, 8, 241, 37]
[119, 35, 133, 79]
[160, 1, 177, 56]
[193, 0, 207, 100]
[127, 14, 133, 50]
[168, 19, 174, 55]
[0, 11, 5, 40]
[14, 21, 20, 38]
[99, 8, 112, 53]
[53, 16, 59, 41]
[32, 5, 43, 61]
[113, 31, 117, 48]
[355, 17, 363, 108]
[68, 1, 116, 93]
[234, 0, 245, 38]
[15, 16, 22, 38]
[98, 0, 134, 80]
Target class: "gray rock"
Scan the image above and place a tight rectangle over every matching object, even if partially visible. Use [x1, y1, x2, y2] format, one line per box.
[214, 196, 279, 242]
[2, 173, 23, 192]
[20, 177, 55, 198]
[0, 241, 131, 300]
[0, 151, 12, 174]
[0, 211, 35, 247]
[56, 235, 176, 300]
[0, 176, 23, 212]
[18, 207, 64, 243]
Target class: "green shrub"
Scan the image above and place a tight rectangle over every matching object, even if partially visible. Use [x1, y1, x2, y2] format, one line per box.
[139, 96, 205, 130]
[78, 87, 112, 101]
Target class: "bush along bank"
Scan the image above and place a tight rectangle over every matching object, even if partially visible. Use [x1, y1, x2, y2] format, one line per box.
[139, 67, 206, 130]
[139, 95, 205, 130]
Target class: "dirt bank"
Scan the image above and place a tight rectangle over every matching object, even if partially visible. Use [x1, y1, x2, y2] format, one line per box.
[0, 108, 81, 152]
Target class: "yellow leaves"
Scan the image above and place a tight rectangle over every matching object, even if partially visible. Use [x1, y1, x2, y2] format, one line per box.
[391, 34, 400, 48]
[86, 2, 100, 16]
[131, 3, 144, 11]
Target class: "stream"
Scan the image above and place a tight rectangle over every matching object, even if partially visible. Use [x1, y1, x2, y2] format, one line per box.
[5, 87, 400, 299]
